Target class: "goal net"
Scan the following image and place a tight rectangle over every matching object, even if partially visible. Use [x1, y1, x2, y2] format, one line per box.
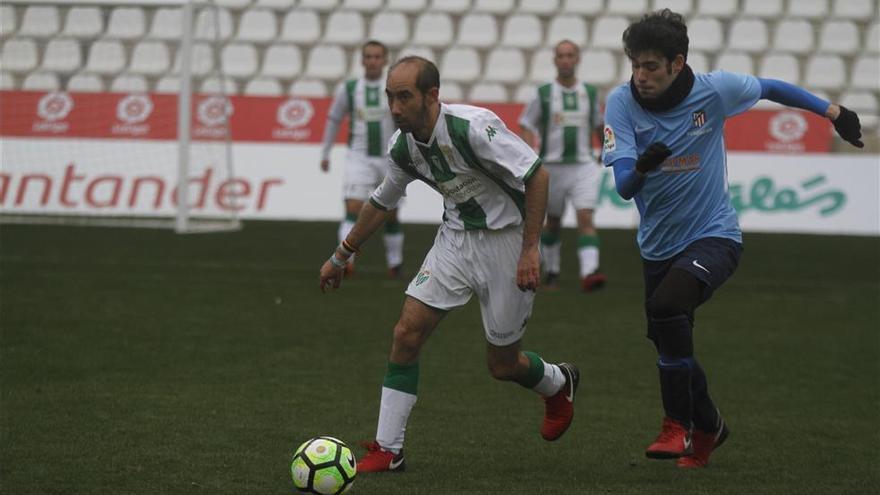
[0, 0, 241, 233]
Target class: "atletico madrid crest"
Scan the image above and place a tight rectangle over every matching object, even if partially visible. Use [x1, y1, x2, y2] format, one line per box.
[692, 109, 706, 127]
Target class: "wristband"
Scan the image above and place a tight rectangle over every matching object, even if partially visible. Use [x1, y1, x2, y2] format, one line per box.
[329, 253, 348, 268]
[341, 239, 361, 256]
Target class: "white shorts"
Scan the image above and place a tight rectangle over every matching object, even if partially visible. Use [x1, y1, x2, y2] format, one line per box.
[545, 161, 601, 217]
[343, 151, 388, 201]
[405, 224, 534, 346]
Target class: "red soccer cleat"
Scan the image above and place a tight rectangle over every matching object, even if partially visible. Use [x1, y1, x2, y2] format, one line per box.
[357, 441, 405, 473]
[387, 264, 404, 280]
[581, 272, 607, 292]
[541, 363, 579, 441]
[677, 419, 730, 468]
[646, 417, 693, 458]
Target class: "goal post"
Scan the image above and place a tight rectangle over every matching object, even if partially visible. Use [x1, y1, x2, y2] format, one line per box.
[0, 0, 241, 233]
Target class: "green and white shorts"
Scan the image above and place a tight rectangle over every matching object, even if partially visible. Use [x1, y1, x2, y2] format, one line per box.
[405, 224, 534, 346]
[545, 160, 601, 216]
[343, 151, 389, 201]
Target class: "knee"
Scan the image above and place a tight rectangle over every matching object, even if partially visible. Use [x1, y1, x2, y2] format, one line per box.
[487, 360, 520, 382]
[392, 321, 422, 357]
[645, 292, 689, 319]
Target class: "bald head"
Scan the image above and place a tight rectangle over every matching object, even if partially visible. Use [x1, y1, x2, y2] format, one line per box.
[389, 56, 440, 96]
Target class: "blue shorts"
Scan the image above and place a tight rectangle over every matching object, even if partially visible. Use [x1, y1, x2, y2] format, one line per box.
[642, 237, 743, 305]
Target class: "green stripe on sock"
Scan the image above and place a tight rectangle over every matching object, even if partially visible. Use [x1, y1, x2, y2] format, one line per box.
[384, 221, 401, 234]
[578, 234, 600, 248]
[516, 351, 545, 389]
[383, 361, 419, 395]
[540, 232, 560, 246]
[345, 213, 358, 222]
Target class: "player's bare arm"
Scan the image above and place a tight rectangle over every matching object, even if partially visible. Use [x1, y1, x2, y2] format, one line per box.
[319, 201, 391, 292]
[517, 166, 549, 292]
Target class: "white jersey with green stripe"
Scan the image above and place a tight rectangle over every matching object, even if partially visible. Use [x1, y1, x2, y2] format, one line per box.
[371, 103, 542, 231]
[325, 77, 395, 157]
[518, 80, 602, 164]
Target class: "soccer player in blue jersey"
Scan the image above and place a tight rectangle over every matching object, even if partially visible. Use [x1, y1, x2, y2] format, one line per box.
[602, 10, 864, 469]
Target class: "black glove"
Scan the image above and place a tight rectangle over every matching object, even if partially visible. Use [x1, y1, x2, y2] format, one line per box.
[636, 142, 672, 174]
[833, 105, 863, 148]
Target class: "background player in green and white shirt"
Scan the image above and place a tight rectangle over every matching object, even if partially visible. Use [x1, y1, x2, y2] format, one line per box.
[319, 40, 404, 279]
[319, 57, 580, 474]
[519, 40, 607, 292]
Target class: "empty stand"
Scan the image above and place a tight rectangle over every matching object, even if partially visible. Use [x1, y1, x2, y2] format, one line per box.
[714, 51, 754, 74]
[728, 19, 769, 54]
[397, 45, 437, 62]
[342, 0, 384, 11]
[469, 82, 508, 102]
[149, 8, 182, 41]
[299, 0, 340, 12]
[851, 56, 880, 91]
[831, 0, 874, 19]
[457, 13, 498, 48]
[578, 49, 616, 86]
[280, 10, 321, 43]
[546, 15, 588, 47]
[1, 5, 16, 39]
[472, 0, 513, 14]
[200, 76, 239, 94]
[430, 0, 471, 14]
[254, 0, 296, 9]
[513, 83, 536, 103]
[110, 74, 149, 92]
[440, 80, 464, 101]
[529, 47, 555, 82]
[67, 71, 105, 92]
[742, 0, 784, 18]
[688, 17, 723, 52]
[867, 22, 879, 55]
[500, 14, 542, 48]
[0, 71, 15, 89]
[289, 78, 328, 97]
[773, 20, 815, 55]
[686, 51, 709, 74]
[194, 8, 234, 42]
[129, 41, 171, 76]
[22, 71, 60, 91]
[484, 47, 525, 83]
[41, 38, 82, 74]
[696, 0, 737, 19]
[839, 90, 878, 129]
[237, 9, 278, 43]
[244, 77, 283, 95]
[369, 11, 410, 47]
[86, 39, 127, 75]
[804, 54, 847, 91]
[591, 16, 629, 50]
[386, 0, 428, 13]
[324, 10, 365, 46]
[155, 75, 180, 93]
[106, 7, 146, 40]
[440, 47, 481, 83]
[606, 0, 649, 16]
[304, 45, 347, 80]
[412, 13, 453, 47]
[19, 6, 60, 38]
[651, 0, 693, 17]
[63, 7, 103, 39]
[172, 43, 215, 77]
[818, 21, 860, 55]
[222, 43, 259, 79]
[519, 0, 560, 16]
[787, 0, 829, 19]
[758, 53, 800, 84]
[561, 0, 604, 16]
[261, 44, 302, 79]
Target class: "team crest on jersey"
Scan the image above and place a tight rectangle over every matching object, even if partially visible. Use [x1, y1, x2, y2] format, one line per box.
[414, 269, 431, 286]
[692, 109, 707, 128]
[603, 125, 616, 152]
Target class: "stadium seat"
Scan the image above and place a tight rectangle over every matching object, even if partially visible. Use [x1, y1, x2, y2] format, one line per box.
[695, 0, 737, 18]
[412, 13, 454, 47]
[149, 8, 182, 40]
[728, 19, 769, 54]
[686, 50, 709, 74]
[387, 0, 427, 12]
[591, 16, 629, 50]
[200, 76, 239, 94]
[772, 20, 815, 55]
[369, 12, 409, 47]
[110, 74, 149, 93]
[289, 78, 328, 97]
[244, 77, 283, 95]
[86, 39, 127, 75]
[41, 38, 82, 74]
[19, 6, 60, 38]
[546, 15, 588, 47]
[839, 91, 879, 129]
[758, 53, 800, 84]
[484, 47, 526, 83]
[1, 39, 38, 74]
[430, 0, 471, 13]
[67, 72, 105, 92]
[651, 0, 693, 17]
[342, 0, 383, 10]
[561, 0, 603, 16]
[129, 41, 171, 76]
[742, 0, 783, 18]
[440, 47, 481, 83]
[787, 0, 829, 19]
[106, 7, 146, 40]
[304, 45, 347, 80]
[397, 45, 437, 62]
[606, 0, 649, 16]
[347, 50, 364, 78]
[280, 10, 321, 44]
[472, 0, 512, 14]
[851, 56, 879, 92]
[529, 47, 556, 82]
[804, 54, 846, 91]
[440, 81, 464, 101]
[500, 14, 542, 48]
[513, 83, 536, 103]
[714, 52, 754, 75]
[831, 0, 874, 19]
[215, 0, 253, 9]
[519, 0, 560, 16]
[194, 8, 234, 42]
[688, 17, 723, 53]
[172, 43, 215, 77]
[818, 20, 859, 55]
[261, 44, 302, 79]
[1, 5, 16, 39]
[237, 9, 278, 43]
[324, 11, 365, 46]
[62, 7, 103, 39]
[867, 22, 879, 55]
[0, 71, 15, 90]
[221, 43, 259, 79]
[299, 0, 339, 11]
[468, 82, 508, 102]
[254, 0, 296, 10]
[457, 13, 498, 48]
[578, 49, 616, 86]
[618, 53, 632, 82]
[154, 75, 180, 93]
[22, 72, 61, 91]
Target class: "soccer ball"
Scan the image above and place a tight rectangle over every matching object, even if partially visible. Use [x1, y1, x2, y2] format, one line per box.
[290, 436, 357, 494]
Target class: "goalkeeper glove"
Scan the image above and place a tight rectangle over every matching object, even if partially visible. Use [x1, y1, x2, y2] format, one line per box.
[636, 142, 673, 174]
[833, 105, 863, 148]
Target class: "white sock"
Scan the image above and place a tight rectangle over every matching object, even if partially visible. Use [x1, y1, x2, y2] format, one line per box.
[533, 361, 566, 397]
[541, 242, 562, 274]
[383, 232, 404, 267]
[376, 387, 417, 454]
[579, 245, 599, 277]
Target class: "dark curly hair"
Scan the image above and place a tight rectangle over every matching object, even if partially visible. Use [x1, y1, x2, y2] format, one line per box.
[622, 9, 689, 62]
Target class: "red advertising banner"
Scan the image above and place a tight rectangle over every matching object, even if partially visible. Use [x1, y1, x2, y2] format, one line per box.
[0, 91, 832, 152]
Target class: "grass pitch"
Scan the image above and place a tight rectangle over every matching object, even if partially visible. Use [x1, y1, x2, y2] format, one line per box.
[1, 221, 878, 495]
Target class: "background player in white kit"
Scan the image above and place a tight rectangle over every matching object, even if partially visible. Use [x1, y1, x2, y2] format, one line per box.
[519, 40, 607, 292]
[319, 57, 580, 473]
[319, 40, 404, 279]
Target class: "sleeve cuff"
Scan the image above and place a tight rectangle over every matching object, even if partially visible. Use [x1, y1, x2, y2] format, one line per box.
[369, 197, 389, 211]
[522, 158, 542, 181]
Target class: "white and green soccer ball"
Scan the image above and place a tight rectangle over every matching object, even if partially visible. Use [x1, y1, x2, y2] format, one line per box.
[290, 436, 357, 495]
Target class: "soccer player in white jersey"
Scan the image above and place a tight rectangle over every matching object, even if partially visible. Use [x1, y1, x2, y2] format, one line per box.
[319, 57, 580, 473]
[320, 40, 404, 279]
[520, 40, 607, 292]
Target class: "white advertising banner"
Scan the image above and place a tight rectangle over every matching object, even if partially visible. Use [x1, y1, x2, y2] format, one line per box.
[1, 138, 878, 235]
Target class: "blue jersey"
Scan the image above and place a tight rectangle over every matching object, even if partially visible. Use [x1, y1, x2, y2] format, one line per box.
[602, 71, 761, 260]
